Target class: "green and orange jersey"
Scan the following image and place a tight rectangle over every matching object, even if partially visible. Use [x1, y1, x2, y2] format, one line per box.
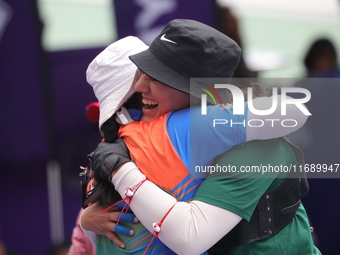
[96, 105, 247, 255]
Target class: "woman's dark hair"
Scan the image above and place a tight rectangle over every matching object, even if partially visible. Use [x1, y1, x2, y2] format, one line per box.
[84, 92, 142, 208]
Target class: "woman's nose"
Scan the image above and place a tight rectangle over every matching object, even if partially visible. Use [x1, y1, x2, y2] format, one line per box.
[134, 73, 149, 92]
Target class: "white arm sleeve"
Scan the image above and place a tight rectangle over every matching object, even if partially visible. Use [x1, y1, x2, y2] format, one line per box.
[113, 163, 242, 255]
[80, 209, 97, 247]
[246, 96, 309, 141]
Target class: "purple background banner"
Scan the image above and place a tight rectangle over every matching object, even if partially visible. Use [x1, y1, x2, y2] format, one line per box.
[0, 0, 338, 254]
[0, 0, 215, 254]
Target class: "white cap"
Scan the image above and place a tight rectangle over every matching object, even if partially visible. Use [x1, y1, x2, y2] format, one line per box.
[86, 36, 148, 128]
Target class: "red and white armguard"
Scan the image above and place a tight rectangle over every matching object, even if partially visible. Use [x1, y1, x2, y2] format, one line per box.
[112, 162, 242, 255]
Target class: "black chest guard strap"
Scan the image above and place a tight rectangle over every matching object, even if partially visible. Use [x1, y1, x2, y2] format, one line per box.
[209, 138, 309, 248]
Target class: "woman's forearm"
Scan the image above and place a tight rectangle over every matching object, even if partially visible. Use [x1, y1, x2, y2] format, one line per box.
[112, 162, 241, 255]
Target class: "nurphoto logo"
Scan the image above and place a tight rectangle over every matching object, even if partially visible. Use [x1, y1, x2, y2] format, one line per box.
[200, 84, 311, 116]
[196, 82, 311, 128]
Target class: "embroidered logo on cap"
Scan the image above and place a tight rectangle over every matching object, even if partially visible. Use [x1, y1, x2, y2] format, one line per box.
[160, 34, 177, 44]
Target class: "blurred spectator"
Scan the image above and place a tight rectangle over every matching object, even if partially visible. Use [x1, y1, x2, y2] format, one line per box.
[214, 5, 258, 78]
[304, 38, 340, 77]
[289, 37, 340, 255]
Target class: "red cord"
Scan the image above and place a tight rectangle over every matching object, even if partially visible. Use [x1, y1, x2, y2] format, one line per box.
[102, 179, 177, 255]
[101, 179, 148, 225]
[130, 202, 177, 255]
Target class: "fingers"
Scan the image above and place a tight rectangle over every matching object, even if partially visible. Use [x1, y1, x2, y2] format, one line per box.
[117, 212, 138, 223]
[83, 203, 137, 249]
[105, 210, 138, 226]
[106, 221, 134, 249]
[114, 201, 126, 210]
[109, 206, 138, 223]
[114, 224, 134, 236]
[105, 231, 126, 249]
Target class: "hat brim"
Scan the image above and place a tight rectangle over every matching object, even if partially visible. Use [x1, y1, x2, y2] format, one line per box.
[129, 49, 190, 95]
[130, 49, 230, 104]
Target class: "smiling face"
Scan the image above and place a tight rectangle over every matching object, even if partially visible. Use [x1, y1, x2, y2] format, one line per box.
[134, 71, 190, 121]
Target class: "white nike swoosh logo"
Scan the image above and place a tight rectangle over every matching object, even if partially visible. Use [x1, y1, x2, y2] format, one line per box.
[160, 34, 177, 44]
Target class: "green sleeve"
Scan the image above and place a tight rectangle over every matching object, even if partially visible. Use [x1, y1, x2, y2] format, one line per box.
[194, 138, 298, 221]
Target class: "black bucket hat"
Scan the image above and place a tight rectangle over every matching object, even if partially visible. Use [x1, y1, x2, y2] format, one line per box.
[129, 19, 241, 101]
